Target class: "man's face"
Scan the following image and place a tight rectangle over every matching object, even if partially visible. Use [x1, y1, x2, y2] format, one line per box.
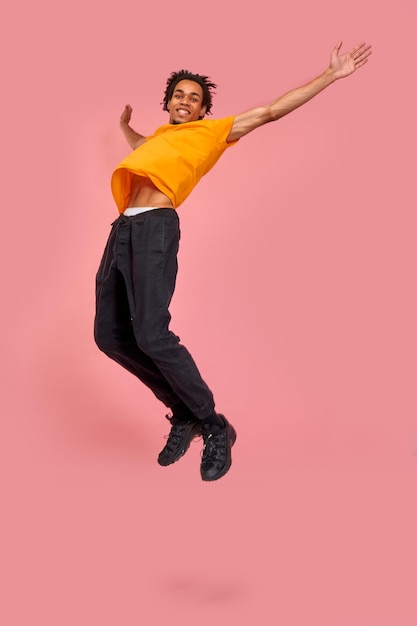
[167, 79, 207, 124]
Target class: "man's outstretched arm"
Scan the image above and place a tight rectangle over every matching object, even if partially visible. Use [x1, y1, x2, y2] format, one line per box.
[227, 41, 372, 143]
[119, 104, 146, 149]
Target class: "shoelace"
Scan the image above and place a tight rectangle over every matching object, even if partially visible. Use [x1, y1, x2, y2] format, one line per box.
[201, 431, 227, 463]
[163, 420, 188, 451]
[162, 417, 201, 453]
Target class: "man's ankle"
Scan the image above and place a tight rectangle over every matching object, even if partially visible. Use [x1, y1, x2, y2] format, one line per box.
[201, 411, 225, 432]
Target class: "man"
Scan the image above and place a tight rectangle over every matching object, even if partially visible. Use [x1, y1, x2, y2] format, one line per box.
[94, 41, 372, 482]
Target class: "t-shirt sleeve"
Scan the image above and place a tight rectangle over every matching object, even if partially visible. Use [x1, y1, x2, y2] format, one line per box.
[208, 116, 239, 149]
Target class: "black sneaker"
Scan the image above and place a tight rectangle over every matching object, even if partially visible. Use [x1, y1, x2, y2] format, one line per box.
[158, 415, 202, 467]
[200, 416, 237, 481]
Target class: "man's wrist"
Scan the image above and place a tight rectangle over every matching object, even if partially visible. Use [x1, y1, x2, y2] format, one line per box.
[322, 67, 338, 84]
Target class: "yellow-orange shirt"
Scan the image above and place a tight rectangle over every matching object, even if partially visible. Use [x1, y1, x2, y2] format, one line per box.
[111, 116, 238, 213]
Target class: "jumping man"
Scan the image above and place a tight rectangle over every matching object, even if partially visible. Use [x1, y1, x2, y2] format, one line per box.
[94, 41, 372, 481]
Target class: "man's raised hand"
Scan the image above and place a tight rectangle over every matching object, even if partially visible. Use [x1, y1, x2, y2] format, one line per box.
[120, 104, 133, 126]
[119, 104, 145, 149]
[330, 41, 372, 79]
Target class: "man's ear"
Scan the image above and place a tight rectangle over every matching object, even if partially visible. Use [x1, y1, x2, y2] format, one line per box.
[199, 105, 207, 119]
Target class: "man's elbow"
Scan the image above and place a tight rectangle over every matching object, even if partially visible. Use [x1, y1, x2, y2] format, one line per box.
[265, 103, 285, 123]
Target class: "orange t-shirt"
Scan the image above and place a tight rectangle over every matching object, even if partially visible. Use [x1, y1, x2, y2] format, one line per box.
[111, 116, 238, 213]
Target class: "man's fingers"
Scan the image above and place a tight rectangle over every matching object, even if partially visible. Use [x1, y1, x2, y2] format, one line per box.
[352, 42, 372, 60]
[355, 57, 369, 70]
[121, 104, 132, 122]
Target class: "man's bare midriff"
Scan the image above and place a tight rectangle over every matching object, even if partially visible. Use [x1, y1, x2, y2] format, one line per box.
[128, 175, 174, 209]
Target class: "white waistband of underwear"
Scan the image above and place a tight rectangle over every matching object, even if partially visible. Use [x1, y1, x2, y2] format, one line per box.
[123, 207, 159, 216]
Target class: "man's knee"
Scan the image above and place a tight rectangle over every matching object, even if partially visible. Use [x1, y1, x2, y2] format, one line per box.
[94, 325, 117, 355]
[134, 327, 180, 358]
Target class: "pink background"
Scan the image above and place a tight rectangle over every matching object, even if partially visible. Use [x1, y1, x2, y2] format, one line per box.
[1, 0, 416, 624]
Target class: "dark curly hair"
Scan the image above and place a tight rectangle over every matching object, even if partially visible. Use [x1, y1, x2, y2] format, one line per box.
[161, 70, 217, 117]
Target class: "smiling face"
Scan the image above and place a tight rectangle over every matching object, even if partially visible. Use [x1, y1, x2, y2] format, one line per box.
[167, 79, 207, 124]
